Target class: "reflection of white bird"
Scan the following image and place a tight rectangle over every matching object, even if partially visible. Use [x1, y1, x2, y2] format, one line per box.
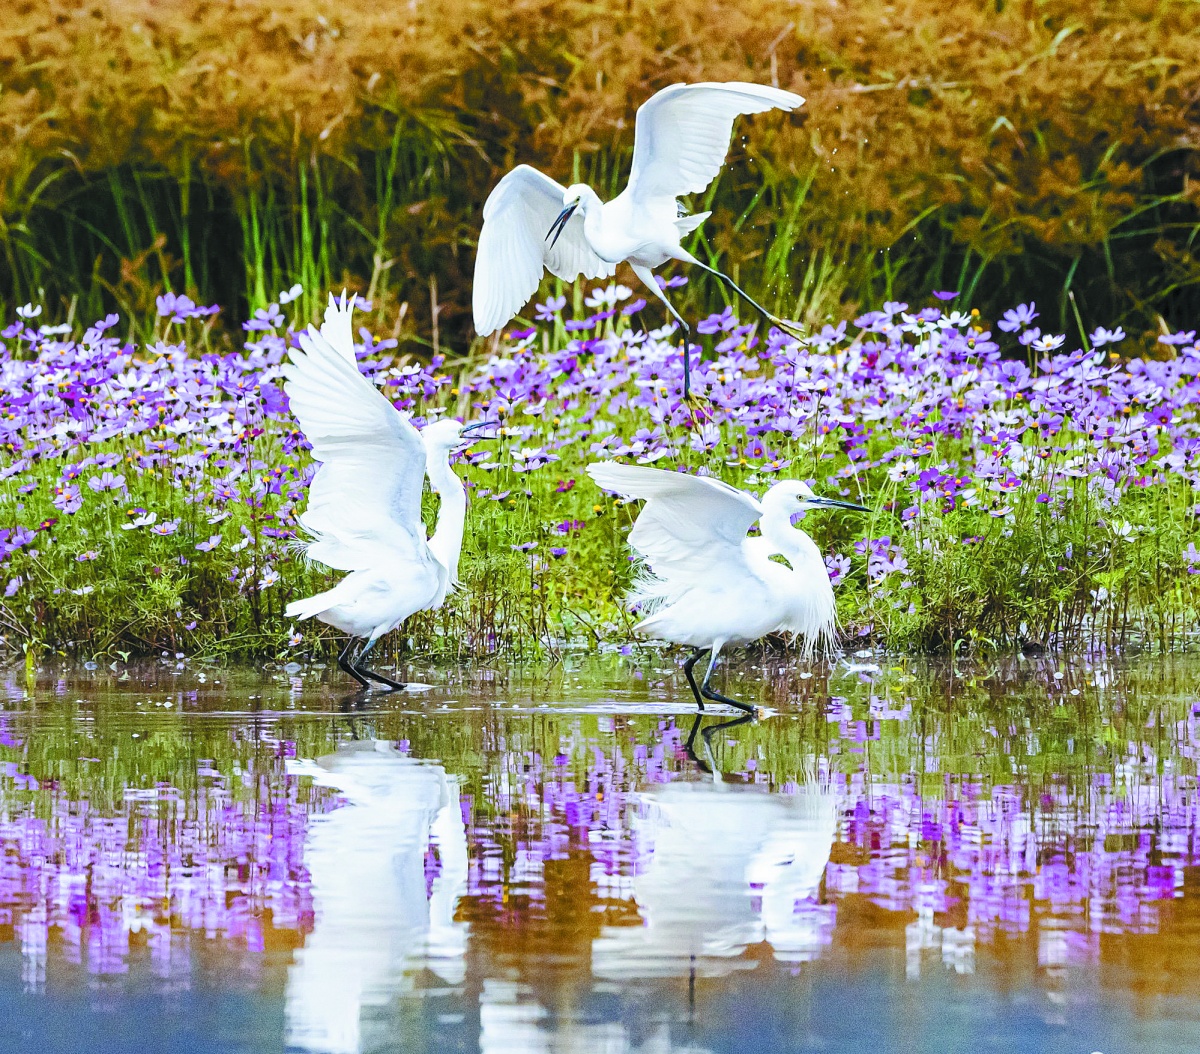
[285, 741, 468, 1054]
[283, 295, 489, 691]
[591, 782, 836, 979]
[588, 462, 868, 713]
[473, 82, 805, 396]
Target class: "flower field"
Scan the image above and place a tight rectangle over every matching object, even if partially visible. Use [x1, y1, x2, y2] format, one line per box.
[2, 286, 1200, 658]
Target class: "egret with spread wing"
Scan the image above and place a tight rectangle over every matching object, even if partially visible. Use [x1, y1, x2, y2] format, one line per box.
[473, 82, 805, 396]
[588, 462, 867, 713]
[283, 309, 487, 692]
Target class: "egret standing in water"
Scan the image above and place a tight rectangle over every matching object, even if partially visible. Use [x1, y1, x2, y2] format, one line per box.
[283, 303, 488, 691]
[588, 462, 868, 713]
[473, 82, 805, 396]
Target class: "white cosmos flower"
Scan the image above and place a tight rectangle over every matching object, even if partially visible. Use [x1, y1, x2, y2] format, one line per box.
[585, 284, 633, 308]
[121, 511, 158, 530]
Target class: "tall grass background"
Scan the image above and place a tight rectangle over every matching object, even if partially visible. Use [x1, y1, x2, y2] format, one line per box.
[2, 0, 1199, 346]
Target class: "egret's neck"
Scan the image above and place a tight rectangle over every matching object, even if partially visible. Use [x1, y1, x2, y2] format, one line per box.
[576, 185, 604, 213]
[760, 504, 811, 559]
[424, 448, 466, 583]
[760, 502, 837, 648]
[577, 186, 609, 245]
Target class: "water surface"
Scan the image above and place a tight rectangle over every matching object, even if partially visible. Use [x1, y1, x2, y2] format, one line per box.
[2, 653, 1199, 1052]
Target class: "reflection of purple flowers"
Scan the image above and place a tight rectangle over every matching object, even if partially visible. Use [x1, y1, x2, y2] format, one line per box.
[0, 753, 329, 976]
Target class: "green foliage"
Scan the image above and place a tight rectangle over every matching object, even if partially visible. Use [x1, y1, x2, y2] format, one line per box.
[1, 0, 1198, 345]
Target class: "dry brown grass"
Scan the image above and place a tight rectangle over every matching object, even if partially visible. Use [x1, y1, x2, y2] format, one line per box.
[2, 0, 1199, 337]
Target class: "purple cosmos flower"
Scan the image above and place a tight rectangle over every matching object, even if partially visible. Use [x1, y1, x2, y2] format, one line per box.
[52, 484, 82, 514]
[825, 553, 850, 585]
[1090, 326, 1126, 347]
[932, 290, 959, 300]
[998, 302, 1038, 332]
[698, 307, 737, 335]
[534, 296, 567, 321]
[87, 471, 126, 493]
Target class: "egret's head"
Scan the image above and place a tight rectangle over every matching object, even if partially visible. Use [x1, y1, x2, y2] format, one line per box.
[421, 418, 497, 456]
[562, 184, 589, 207]
[547, 185, 588, 248]
[767, 480, 870, 517]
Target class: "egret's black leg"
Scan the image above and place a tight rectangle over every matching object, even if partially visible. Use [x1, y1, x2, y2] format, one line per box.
[701, 711, 754, 749]
[683, 712, 712, 774]
[690, 259, 804, 339]
[699, 654, 756, 715]
[679, 320, 694, 400]
[682, 648, 707, 711]
[338, 639, 371, 690]
[685, 711, 754, 774]
[632, 262, 696, 399]
[353, 638, 407, 692]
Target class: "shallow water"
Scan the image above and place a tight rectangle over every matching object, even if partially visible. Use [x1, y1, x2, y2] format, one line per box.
[3, 653, 1200, 1052]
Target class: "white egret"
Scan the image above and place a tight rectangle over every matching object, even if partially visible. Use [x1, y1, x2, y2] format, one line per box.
[587, 461, 868, 713]
[473, 81, 805, 395]
[282, 306, 489, 691]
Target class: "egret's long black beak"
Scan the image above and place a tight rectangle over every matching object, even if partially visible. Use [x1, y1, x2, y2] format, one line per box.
[460, 420, 499, 441]
[812, 496, 871, 513]
[546, 202, 578, 249]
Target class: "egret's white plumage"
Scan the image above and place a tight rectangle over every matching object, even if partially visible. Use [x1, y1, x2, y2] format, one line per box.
[472, 166, 616, 339]
[588, 461, 866, 712]
[473, 82, 805, 391]
[319, 290, 360, 364]
[283, 306, 481, 690]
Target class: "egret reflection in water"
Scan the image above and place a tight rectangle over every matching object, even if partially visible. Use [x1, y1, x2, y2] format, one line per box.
[593, 713, 837, 979]
[284, 740, 468, 1053]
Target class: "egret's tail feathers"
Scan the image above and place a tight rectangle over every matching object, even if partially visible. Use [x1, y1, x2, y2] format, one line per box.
[675, 210, 711, 236]
[284, 591, 335, 623]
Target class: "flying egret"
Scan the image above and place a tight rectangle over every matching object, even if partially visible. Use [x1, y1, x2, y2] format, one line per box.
[587, 461, 868, 713]
[283, 305, 488, 691]
[473, 81, 806, 396]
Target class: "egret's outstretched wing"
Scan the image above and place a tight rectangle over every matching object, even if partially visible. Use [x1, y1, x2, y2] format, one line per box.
[627, 82, 804, 203]
[283, 326, 428, 570]
[473, 164, 615, 336]
[320, 290, 359, 364]
[587, 461, 761, 582]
